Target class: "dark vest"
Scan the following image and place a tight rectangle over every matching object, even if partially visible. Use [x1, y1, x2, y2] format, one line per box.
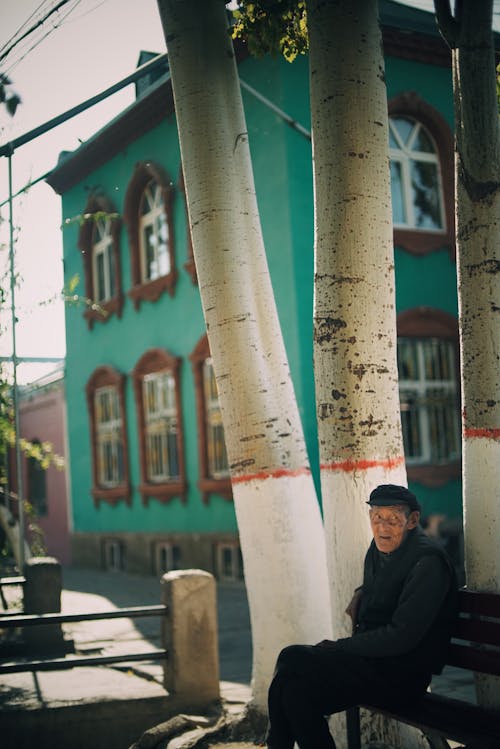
[357, 526, 458, 675]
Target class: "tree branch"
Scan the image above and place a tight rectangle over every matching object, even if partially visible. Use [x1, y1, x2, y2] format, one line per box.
[433, 0, 460, 48]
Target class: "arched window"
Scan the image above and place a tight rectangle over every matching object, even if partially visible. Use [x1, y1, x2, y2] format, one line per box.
[390, 117, 444, 231]
[132, 348, 186, 505]
[125, 161, 177, 309]
[190, 335, 231, 503]
[92, 216, 116, 303]
[397, 308, 461, 487]
[86, 366, 130, 506]
[78, 194, 123, 328]
[389, 93, 454, 257]
[139, 181, 171, 282]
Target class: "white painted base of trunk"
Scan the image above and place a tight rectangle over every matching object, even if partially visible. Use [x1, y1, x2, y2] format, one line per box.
[321, 466, 406, 638]
[233, 473, 332, 711]
[463, 437, 500, 709]
[463, 437, 500, 592]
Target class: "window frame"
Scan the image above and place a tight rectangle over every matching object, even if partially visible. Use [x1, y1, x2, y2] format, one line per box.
[215, 541, 243, 582]
[389, 117, 445, 233]
[124, 161, 177, 309]
[389, 93, 455, 258]
[132, 348, 186, 505]
[78, 195, 123, 329]
[154, 541, 182, 575]
[86, 366, 130, 506]
[91, 216, 115, 304]
[189, 335, 232, 503]
[397, 308, 461, 487]
[103, 538, 124, 571]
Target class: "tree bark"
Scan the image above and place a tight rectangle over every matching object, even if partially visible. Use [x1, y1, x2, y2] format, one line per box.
[309, 0, 405, 634]
[308, 1, 420, 745]
[157, 0, 332, 712]
[436, 0, 500, 708]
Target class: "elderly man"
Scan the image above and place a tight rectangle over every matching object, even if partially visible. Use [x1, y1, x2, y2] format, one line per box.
[266, 484, 458, 749]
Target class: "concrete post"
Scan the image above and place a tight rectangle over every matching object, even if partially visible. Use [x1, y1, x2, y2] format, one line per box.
[161, 569, 220, 709]
[23, 556, 65, 653]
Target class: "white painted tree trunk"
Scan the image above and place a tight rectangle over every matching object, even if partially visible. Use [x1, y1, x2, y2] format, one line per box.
[309, 2, 422, 746]
[435, 0, 500, 709]
[309, 0, 405, 642]
[157, 0, 332, 713]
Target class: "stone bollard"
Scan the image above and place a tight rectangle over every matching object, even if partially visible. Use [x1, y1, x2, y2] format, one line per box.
[161, 569, 220, 710]
[23, 556, 65, 653]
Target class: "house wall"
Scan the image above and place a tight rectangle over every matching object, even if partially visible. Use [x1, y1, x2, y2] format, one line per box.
[19, 379, 72, 565]
[60, 47, 462, 574]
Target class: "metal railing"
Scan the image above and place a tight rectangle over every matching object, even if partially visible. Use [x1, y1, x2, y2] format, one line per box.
[0, 604, 168, 674]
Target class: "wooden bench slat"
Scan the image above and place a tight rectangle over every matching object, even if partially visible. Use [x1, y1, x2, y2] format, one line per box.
[347, 589, 500, 749]
[361, 692, 500, 746]
[458, 589, 500, 617]
[453, 616, 500, 646]
[447, 642, 500, 677]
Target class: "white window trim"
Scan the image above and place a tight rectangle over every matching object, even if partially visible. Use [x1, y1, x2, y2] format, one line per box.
[389, 118, 446, 233]
[143, 371, 179, 483]
[155, 541, 181, 575]
[399, 338, 460, 466]
[92, 218, 114, 302]
[139, 181, 170, 283]
[104, 539, 123, 572]
[216, 542, 243, 582]
[95, 386, 123, 488]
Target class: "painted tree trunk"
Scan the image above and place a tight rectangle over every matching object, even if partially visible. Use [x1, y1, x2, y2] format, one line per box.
[436, 0, 500, 708]
[309, 0, 405, 638]
[308, 1, 420, 746]
[157, 0, 332, 712]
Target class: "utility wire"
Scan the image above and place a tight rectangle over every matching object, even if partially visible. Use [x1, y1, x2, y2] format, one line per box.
[0, 0, 49, 56]
[0, 0, 76, 66]
[4, 0, 83, 76]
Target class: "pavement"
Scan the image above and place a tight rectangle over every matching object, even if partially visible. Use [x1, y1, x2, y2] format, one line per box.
[0, 567, 475, 748]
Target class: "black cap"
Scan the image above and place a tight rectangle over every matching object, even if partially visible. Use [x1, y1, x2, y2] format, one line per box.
[367, 484, 421, 513]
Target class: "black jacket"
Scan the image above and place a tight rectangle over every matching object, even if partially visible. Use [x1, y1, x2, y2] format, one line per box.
[334, 526, 458, 678]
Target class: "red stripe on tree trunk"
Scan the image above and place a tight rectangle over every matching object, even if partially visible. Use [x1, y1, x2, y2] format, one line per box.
[464, 427, 500, 439]
[320, 456, 405, 472]
[231, 466, 311, 484]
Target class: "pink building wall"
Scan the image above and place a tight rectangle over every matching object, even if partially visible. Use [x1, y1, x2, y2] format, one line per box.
[18, 373, 72, 566]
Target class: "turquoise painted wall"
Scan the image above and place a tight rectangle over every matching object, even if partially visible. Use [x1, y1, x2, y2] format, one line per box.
[62, 47, 463, 534]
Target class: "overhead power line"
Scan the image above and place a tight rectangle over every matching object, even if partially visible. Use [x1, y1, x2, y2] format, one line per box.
[0, 0, 48, 57]
[0, 0, 76, 66]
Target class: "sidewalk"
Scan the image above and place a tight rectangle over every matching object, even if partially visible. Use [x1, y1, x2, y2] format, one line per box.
[1, 566, 474, 748]
[0, 567, 254, 749]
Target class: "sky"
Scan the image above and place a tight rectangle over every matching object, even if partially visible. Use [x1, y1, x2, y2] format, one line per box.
[0, 0, 167, 385]
[0, 0, 498, 386]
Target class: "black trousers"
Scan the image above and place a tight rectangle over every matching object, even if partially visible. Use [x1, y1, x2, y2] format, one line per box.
[266, 644, 430, 749]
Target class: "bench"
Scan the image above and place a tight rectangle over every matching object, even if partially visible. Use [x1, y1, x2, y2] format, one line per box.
[346, 589, 500, 749]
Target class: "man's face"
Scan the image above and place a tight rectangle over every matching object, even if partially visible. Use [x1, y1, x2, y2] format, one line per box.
[369, 504, 420, 554]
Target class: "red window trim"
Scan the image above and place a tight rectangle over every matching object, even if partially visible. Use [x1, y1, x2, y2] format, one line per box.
[77, 194, 124, 329]
[189, 334, 232, 504]
[85, 366, 131, 507]
[132, 348, 186, 505]
[124, 161, 178, 309]
[389, 92, 455, 259]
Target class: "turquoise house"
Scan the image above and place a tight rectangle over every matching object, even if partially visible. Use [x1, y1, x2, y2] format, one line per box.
[47, 1, 463, 577]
